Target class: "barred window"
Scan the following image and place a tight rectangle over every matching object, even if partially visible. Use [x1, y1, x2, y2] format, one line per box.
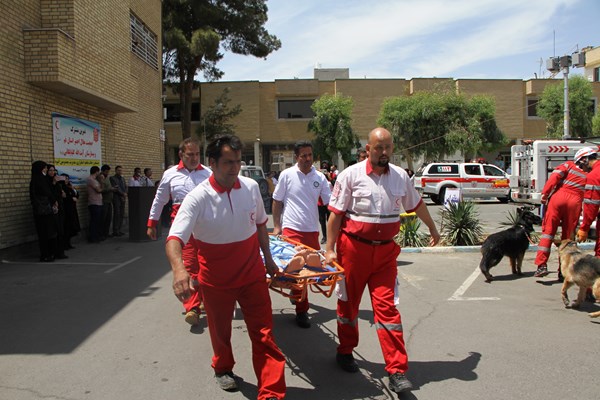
[130, 13, 158, 69]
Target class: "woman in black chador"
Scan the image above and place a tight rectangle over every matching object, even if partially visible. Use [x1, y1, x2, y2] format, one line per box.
[29, 161, 58, 262]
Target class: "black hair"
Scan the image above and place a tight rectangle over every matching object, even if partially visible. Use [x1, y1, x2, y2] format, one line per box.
[294, 140, 312, 156]
[90, 166, 100, 174]
[101, 164, 111, 172]
[206, 134, 244, 163]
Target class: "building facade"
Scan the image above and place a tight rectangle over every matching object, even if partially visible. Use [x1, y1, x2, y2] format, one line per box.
[164, 49, 600, 172]
[0, 0, 163, 249]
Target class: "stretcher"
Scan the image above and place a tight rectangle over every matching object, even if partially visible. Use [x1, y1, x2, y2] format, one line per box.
[263, 234, 344, 302]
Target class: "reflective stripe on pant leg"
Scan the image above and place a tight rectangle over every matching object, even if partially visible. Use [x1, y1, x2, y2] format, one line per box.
[534, 202, 561, 266]
[182, 238, 202, 312]
[238, 280, 286, 400]
[369, 243, 408, 374]
[336, 234, 371, 355]
[201, 284, 237, 373]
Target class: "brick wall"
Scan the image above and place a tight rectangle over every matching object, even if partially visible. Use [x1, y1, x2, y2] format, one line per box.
[0, 0, 162, 249]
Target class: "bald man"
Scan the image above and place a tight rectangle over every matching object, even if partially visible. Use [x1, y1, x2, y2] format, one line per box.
[325, 127, 440, 394]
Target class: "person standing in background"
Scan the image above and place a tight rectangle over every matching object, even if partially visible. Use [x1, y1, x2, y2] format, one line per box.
[29, 161, 58, 262]
[110, 166, 127, 237]
[129, 167, 142, 187]
[87, 166, 104, 243]
[140, 168, 154, 187]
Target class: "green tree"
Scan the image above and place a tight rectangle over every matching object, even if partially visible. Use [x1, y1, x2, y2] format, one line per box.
[163, 0, 281, 138]
[377, 85, 506, 169]
[537, 75, 595, 138]
[593, 112, 600, 136]
[197, 88, 242, 145]
[308, 93, 359, 163]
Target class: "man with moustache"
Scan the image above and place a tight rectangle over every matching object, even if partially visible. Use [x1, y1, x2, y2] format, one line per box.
[325, 127, 440, 394]
[147, 137, 211, 326]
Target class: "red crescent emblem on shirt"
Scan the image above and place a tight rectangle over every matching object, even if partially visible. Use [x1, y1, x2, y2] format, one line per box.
[395, 198, 400, 207]
[250, 212, 255, 222]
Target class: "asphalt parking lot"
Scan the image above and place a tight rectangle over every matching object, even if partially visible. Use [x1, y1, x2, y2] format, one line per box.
[0, 201, 598, 400]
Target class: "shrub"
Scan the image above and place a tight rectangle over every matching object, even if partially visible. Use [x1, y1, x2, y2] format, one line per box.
[439, 201, 484, 246]
[394, 215, 428, 247]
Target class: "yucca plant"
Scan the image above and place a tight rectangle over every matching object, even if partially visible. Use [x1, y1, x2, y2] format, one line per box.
[394, 216, 429, 247]
[439, 201, 484, 246]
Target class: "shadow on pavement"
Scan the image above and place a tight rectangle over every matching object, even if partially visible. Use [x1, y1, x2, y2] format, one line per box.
[0, 236, 169, 355]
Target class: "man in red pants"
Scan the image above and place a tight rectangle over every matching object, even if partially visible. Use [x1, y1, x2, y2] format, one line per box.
[272, 140, 331, 328]
[166, 135, 285, 399]
[533, 148, 588, 278]
[577, 147, 600, 251]
[147, 138, 211, 326]
[324, 127, 440, 394]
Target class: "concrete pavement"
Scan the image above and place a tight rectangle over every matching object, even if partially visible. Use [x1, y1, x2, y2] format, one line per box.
[1, 216, 599, 400]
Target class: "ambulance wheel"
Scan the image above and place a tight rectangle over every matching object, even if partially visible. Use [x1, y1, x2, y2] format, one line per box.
[434, 188, 445, 205]
[498, 196, 510, 203]
[430, 194, 440, 204]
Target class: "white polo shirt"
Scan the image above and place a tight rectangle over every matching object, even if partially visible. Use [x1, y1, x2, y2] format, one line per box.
[328, 160, 423, 241]
[272, 164, 331, 232]
[147, 161, 211, 227]
[167, 175, 268, 288]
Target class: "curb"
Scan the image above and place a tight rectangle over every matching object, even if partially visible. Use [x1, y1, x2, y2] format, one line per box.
[402, 242, 596, 254]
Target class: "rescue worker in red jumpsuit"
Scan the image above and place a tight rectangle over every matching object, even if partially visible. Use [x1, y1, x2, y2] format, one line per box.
[577, 147, 600, 251]
[533, 148, 588, 278]
[166, 135, 285, 400]
[147, 138, 211, 326]
[324, 127, 440, 394]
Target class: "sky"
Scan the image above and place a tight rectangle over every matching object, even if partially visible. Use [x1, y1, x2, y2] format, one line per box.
[215, 0, 600, 82]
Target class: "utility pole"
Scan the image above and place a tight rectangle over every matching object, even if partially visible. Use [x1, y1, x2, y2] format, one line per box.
[546, 51, 585, 139]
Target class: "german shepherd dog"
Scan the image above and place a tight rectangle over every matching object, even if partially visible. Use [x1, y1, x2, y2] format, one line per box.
[556, 240, 600, 318]
[479, 207, 542, 283]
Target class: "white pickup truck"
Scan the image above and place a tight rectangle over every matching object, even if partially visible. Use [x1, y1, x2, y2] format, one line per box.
[414, 162, 510, 205]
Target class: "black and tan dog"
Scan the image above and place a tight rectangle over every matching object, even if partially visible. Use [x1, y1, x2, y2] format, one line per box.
[479, 207, 542, 283]
[556, 239, 600, 318]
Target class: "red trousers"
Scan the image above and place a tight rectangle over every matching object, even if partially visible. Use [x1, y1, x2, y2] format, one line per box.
[281, 228, 319, 314]
[535, 191, 582, 267]
[336, 233, 408, 374]
[201, 280, 286, 400]
[182, 239, 202, 312]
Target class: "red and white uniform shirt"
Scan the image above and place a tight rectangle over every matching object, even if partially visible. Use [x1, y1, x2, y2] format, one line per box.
[272, 164, 331, 232]
[147, 161, 211, 227]
[167, 175, 268, 289]
[328, 160, 423, 241]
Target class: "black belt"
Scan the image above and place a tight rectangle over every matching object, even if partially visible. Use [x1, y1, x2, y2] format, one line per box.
[342, 231, 394, 246]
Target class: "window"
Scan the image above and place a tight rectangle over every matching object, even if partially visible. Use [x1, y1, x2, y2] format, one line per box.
[277, 100, 315, 119]
[130, 13, 158, 69]
[483, 165, 505, 177]
[429, 164, 459, 174]
[594, 67, 599, 82]
[464, 165, 482, 175]
[527, 98, 540, 118]
[163, 102, 200, 122]
[590, 98, 598, 115]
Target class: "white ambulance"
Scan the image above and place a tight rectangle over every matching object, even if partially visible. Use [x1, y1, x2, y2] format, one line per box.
[509, 139, 600, 204]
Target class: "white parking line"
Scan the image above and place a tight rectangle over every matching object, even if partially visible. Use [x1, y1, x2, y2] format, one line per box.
[2, 259, 114, 266]
[105, 256, 142, 273]
[448, 267, 500, 301]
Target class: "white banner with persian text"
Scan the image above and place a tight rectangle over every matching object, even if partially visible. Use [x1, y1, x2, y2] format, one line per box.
[52, 113, 102, 185]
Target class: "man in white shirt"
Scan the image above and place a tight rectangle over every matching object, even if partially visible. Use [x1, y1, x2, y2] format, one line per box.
[140, 168, 154, 187]
[147, 138, 211, 326]
[272, 140, 331, 328]
[128, 167, 142, 187]
[166, 134, 285, 397]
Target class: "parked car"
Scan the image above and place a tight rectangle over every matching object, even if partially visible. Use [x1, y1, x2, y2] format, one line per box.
[239, 163, 272, 213]
[414, 162, 510, 205]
